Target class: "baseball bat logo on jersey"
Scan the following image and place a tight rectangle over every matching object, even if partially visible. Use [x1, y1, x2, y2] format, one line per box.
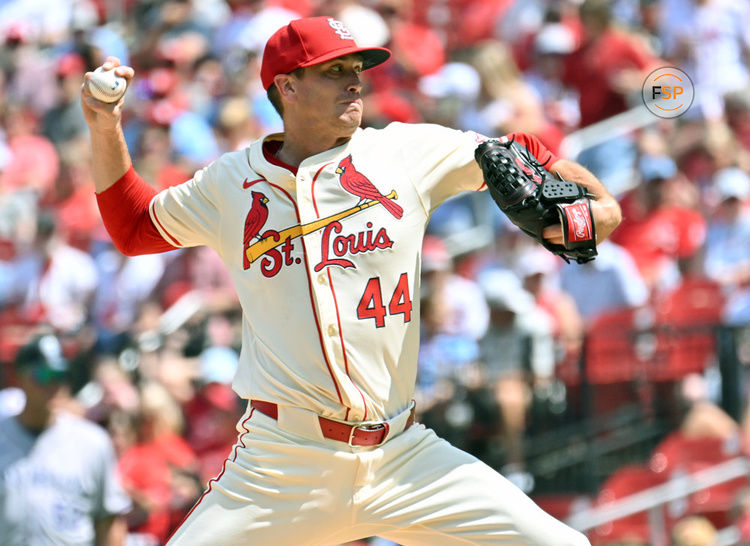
[243, 157, 402, 276]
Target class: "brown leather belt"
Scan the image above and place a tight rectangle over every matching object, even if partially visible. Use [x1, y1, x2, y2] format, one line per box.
[250, 400, 415, 447]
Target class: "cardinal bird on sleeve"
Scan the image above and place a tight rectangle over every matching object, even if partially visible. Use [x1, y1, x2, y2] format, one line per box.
[243, 191, 269, 269]
[336, 156, 403, 219]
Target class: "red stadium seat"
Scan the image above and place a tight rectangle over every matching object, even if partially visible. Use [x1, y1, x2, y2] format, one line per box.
[649, 432, 747, 526]
[591, 464, 668, 545]
[532, 494, 590, 523]
[584, 307, 655, 384]
[650, 278, 724, 382]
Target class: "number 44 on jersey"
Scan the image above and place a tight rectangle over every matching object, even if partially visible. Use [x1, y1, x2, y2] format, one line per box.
[357, 272, 412, 328]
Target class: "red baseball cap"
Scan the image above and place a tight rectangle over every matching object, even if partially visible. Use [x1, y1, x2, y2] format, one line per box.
[260, 16, 391, 90]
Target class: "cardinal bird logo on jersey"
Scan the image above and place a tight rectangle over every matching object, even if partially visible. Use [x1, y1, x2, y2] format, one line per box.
[243, 161, 404, 276]
[243, 191, 269, 269]
[336, 156, 403, 219]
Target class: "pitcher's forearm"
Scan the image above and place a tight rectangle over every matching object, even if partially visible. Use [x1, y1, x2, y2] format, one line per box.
[90, 125, 132, 194]
[80, 57, 135, 193]
[551, 158, 622, 242]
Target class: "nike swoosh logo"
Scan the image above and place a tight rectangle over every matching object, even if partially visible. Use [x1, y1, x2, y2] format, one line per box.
[243, 178, 265, 189]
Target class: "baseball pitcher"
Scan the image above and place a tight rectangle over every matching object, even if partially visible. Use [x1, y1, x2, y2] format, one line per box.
[81, 16, 621, 546]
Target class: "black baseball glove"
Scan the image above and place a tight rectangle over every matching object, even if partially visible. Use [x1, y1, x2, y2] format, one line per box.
[474, 138, 598, 264]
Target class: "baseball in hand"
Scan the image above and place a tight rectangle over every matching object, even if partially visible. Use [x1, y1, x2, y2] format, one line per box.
[87, 67, 127, 103]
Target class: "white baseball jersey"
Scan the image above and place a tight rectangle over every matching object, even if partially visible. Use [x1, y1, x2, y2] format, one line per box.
[150, 122, 487, 422]
[156, 125, 591, 546]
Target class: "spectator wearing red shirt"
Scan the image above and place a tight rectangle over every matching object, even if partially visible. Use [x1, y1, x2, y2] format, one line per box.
[564, 0, 663, 196]
[1, 104, 59, 198]
[564, 0, 662, 128]
[53, 145, 102, 252]
[612, 154, 707, 293]
[117, 382, 200, 545]
[183, 381, 243, 484]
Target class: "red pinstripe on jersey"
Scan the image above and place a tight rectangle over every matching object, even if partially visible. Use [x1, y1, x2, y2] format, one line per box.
[326, 268, 368, 420]
[165, 408, 256, 543]
[258, 179, 347, 409]
[149, 202, 182, 247]
[310, 162, 333, 218]
[254, 148, 355, 412]
[309, 168, 370, 421]
[262, 141, 298, 175]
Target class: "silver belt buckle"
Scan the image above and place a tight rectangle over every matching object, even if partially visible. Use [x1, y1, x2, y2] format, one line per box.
[348, 422, 386, 446]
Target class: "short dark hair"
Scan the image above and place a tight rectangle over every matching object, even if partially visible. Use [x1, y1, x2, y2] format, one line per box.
[266, 67, 305, 117]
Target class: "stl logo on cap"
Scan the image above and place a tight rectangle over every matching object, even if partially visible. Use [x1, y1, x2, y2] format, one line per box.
[327, 18, 354, 40]
[260, 16, 391, 90]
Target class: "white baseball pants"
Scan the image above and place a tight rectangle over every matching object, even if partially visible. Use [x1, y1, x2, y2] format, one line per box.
[167, 405, 590, 545]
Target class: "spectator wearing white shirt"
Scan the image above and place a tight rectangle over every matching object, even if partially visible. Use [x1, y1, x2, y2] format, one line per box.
[704, 167, 750, 287]
[662, 0, 750, 121]
[8, 212, 98, 332]
[703, 167, 750, 324]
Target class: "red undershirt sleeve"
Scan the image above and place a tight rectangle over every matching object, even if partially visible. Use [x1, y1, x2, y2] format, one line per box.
[95, 166, 178, 256]
[506, 132, 560, 169]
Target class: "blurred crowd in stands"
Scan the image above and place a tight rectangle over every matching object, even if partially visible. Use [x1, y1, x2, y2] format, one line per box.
[3, 0, 750, 543]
